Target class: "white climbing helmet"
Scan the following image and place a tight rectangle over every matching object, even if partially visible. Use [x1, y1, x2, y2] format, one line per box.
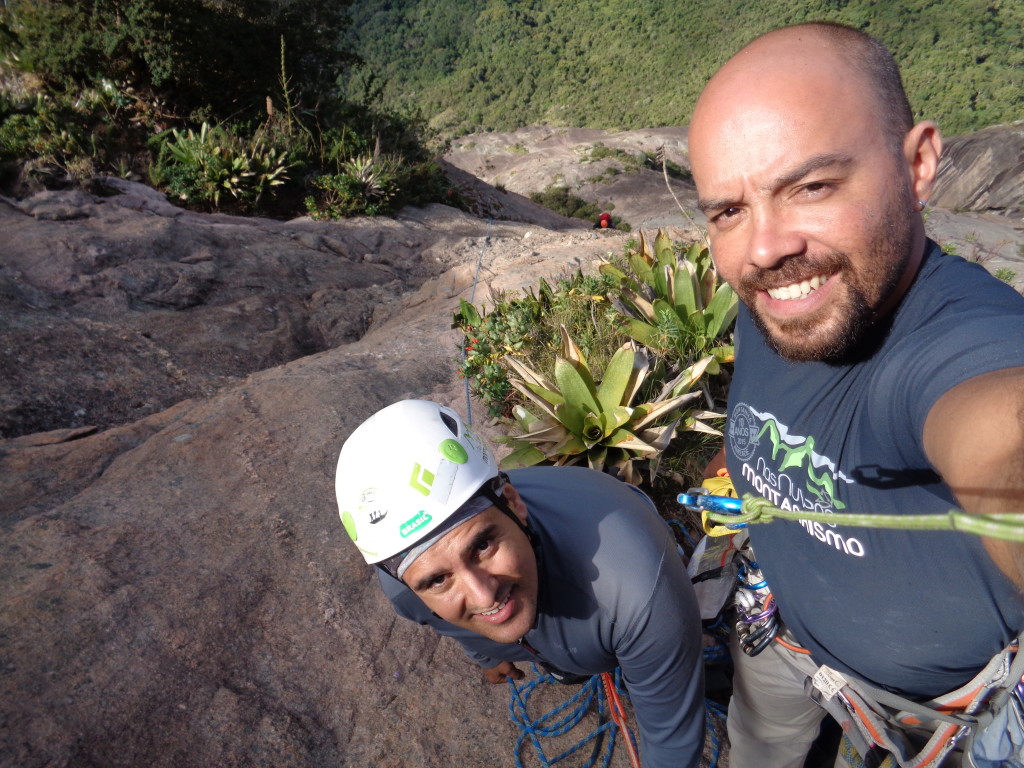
[335, 400, 499, 565]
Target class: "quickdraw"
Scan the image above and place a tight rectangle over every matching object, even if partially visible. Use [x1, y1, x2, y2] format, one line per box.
[733, 554, 780, 656]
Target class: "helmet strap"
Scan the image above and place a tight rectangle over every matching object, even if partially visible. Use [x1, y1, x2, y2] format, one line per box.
[377, 475, 537, 582]
[481, 482, 537, 547]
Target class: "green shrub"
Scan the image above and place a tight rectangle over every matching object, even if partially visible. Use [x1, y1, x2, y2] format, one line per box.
[454, 230, 736, 492]
[0, 97, 86, 161]
[453, 270, 626, 417]
[600, 230, 736, 368]
[454, 291, 545, 416]
[994, 267, 1017, 284]
[400, 157, 465, 209]
[305, 152, 401, 219]
[498, 327, 722, 485]
[1, 0, 354, 126]
[530, 184, 601, 221]
[149, 122, 291, 210]
[586, 142, 643, 170]
[0, 85, 138, 185]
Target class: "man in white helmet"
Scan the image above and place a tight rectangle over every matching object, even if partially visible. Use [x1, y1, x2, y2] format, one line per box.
[336, 399, 706, 768]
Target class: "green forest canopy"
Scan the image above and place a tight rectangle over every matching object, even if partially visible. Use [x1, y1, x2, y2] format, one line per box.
[344, 0, 1024, 138]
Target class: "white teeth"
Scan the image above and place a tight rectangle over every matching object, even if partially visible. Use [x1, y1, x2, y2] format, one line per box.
[480, 597, 508, 616]
[767, 275, 826, 301]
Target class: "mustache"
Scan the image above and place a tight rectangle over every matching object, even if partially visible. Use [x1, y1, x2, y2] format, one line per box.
[739, 251, 850, 293]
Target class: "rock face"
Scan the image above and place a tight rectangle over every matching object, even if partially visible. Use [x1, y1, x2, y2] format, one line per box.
[932, 121, 1024, 214]
[445, 125, 700, 231]
[445, 125, 1024, 292]
[1, 178, 649, 767]
[0, 175, 584, 439]
[2, 125, 1023, 768]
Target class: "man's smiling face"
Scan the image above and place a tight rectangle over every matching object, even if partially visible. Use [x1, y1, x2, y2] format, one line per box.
[401, 488, 538, 645]
[689, 29, 923, 362]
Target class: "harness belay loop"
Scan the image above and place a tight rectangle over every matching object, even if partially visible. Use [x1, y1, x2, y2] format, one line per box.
[806, 631, 1024, 768]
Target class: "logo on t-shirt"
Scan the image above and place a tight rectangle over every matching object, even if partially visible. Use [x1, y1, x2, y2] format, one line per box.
[729, 403, 761, 461]
[729, 401, 865, 558]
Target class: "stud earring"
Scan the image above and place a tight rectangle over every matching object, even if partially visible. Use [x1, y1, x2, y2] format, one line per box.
[917, 200, 927, 211]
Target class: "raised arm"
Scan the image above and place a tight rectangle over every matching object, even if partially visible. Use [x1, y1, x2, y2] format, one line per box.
[923, 366, 1024, 588]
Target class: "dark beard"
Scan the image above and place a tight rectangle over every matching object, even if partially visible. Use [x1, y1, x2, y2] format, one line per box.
[744, 251, 878, 363]
[742, 190, 916, 363]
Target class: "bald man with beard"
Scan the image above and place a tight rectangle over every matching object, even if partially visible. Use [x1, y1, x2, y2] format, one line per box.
[688, 22, 1024, 768]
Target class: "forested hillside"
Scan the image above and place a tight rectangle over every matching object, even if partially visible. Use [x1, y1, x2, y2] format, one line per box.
[345, 0, 1024, 137]
[0, 0, 458, 217]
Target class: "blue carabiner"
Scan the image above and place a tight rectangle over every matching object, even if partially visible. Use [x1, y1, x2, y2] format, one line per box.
[678, 491, 747, 529]
[677, 492, 744, 513]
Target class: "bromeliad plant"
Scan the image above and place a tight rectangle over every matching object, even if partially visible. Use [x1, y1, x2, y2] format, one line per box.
[497, 326, 723, 485]
[305, 150, 404, 219]
[600, 228, 737, 369]
[151, 122, 292, 209]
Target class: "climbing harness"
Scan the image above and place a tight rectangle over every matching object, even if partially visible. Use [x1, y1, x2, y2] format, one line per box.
[804, 631, 1024, 768]
[678, 485, 1024, 768]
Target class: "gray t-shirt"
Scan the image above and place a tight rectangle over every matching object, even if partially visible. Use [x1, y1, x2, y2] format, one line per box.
[726, 240, 1024, 698]
[380, 465, 705, 768]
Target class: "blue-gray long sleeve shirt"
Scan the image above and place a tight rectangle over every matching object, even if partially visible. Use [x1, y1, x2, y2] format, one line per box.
[380, 465, 705, 768]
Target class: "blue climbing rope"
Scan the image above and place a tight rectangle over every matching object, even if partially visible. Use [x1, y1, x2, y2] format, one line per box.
[668, 518, 700, 553]
[507, 665, 622, 768]
[507, 664, 730, 768]
[705, 698, 729, 767]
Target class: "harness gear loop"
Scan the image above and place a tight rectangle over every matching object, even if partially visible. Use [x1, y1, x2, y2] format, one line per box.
[805, 632, 1024, 768]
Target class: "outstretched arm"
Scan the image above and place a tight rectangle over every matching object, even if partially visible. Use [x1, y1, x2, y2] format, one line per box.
[923, 366, 1024, 588]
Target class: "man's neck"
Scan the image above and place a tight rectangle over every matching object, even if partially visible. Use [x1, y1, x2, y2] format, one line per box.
[871, 228, 928, 324]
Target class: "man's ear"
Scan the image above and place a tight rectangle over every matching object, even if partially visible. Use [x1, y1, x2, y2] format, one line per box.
[502, 482, 529, 526]
[903, 120, 943, 204]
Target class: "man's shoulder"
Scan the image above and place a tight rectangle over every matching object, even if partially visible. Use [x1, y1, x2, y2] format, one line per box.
[909, 241, 1024, 316]
[885, 242, 1024, 372]
[512, 466, 672, 573]
[510, 466, 658, 521]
